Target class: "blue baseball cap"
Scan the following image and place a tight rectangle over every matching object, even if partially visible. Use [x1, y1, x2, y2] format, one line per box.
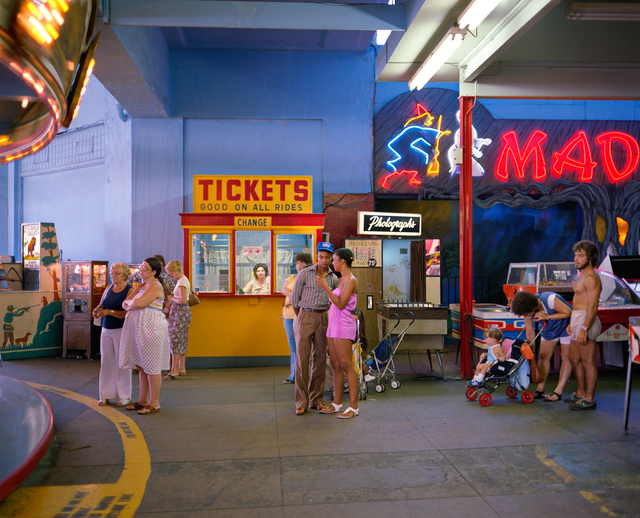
[316, 242, 334, 254]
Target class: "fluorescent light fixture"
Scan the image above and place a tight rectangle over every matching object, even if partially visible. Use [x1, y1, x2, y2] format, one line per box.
[458, 0, 502, 30]
[376, 29, 392, 46]
[408, 28, 466, 91]
[565, 2, 640, 21]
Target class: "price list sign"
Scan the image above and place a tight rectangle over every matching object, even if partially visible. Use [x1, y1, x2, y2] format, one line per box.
[345, 239, 381, 268]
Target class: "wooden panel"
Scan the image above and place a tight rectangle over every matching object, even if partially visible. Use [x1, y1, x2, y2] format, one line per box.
[351, 267, 382, 353]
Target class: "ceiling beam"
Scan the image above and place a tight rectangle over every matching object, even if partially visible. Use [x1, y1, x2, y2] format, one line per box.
[460, 64, 640, 99]
[103, 0, 406, 31]
[459, 0, 562, 84]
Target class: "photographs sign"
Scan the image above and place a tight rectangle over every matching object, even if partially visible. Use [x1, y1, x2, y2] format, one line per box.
[358, 212, 422, 237]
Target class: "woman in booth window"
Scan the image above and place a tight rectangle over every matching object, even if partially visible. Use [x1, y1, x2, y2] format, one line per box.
[163, 260, 192, 380]
[243, 263, 270, 294]
[119, 257, 171, 414]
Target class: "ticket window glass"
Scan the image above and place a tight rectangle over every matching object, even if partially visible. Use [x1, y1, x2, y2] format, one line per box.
[192, 233, 231, 294]
[275, 234, 314, 291]
[236, 231, 271, 294]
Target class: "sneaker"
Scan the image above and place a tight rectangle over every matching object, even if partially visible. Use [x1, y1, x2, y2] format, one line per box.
[467, 380, 482, 388]
[568, 398, 596, 410]
[563, 392, 581, 404]
[364, 374, 376, 383]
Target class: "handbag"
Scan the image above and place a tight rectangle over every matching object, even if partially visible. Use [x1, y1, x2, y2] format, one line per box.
[188, 290, 200, 306]
[529, 358, 544, 384]
[93, 283, 113, 326]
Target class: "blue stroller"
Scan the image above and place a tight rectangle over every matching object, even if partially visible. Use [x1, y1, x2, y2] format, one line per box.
[465, 326, 543, 406]
[365, 311, 415, 393]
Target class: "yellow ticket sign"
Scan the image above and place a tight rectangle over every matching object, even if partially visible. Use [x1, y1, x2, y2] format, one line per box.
[194, 175, 313, 214]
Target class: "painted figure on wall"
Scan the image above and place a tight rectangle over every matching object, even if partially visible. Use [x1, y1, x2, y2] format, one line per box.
[2, 305, 31, 348]
[447, 110, 492, 177]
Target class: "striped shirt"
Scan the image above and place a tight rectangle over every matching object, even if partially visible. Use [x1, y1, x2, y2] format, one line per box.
[291, 264, 338, 311]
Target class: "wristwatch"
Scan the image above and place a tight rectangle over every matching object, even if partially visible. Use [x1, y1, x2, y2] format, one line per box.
[581, 325, 588, 331]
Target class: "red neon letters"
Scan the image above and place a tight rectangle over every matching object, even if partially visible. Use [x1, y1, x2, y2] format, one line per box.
[551, 130, 597, 181]
[496, 130, 639, 183]
[496, 130, 547, 181]
[595, 132, 640, 182]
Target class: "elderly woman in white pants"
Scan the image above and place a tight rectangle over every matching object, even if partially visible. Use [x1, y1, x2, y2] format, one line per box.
[92, 262, 133, 406]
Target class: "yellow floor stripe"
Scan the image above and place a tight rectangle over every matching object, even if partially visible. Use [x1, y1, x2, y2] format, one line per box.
[0, 384, 150, 518]
[536, 445, 616, 517]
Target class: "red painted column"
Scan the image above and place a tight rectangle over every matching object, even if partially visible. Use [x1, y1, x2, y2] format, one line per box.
[459, 96, 474, 378]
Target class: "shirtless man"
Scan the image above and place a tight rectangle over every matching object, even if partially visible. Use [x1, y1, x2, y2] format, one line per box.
[565, 240, 602, 410]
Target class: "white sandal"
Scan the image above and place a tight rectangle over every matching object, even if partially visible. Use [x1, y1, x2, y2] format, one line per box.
[338, 407, 359, 419]
[320, 402, 343, 414]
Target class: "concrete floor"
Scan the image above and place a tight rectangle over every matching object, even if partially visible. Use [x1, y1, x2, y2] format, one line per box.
[2, 344, 640, 518]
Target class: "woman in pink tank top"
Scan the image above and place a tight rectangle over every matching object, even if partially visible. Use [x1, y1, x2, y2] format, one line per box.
[316, 248, 359, 419]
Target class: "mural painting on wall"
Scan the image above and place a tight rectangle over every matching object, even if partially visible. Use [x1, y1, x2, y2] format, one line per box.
[2, 223, 62, 359]
[374, 88, 640, 257]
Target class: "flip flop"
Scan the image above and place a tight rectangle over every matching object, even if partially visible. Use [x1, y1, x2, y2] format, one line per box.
[544, 392, 562, 402]
[320, 403, 343, 414]
[138, 405, 160, 414]
[163, 374, 177, 381]
[126, 402, 146, 411]
[337, 407, 359, 419]
[533, 390, 546, 400]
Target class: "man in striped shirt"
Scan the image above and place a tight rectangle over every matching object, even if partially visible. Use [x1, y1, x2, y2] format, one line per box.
[291, 242, 339, 415]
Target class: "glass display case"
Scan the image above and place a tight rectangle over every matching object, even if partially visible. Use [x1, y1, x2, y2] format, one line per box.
[62, 260, 108, 359]
[506, 262, 577, 294]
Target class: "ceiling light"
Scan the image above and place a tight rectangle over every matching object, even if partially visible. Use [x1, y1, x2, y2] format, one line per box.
[458, 0, 503, 31]
[408, 28, 466, 91]
[565, 2, 640, 21]
[376, 30, 392, 46]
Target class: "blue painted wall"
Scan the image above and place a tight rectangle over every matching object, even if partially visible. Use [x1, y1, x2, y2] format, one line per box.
[172, 49, 375, 196]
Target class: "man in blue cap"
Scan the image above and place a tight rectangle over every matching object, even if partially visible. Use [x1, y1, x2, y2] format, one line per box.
[291, 242, 338, 415]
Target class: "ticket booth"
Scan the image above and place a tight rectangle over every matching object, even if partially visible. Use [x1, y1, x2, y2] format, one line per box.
[181, 175, 326, 367]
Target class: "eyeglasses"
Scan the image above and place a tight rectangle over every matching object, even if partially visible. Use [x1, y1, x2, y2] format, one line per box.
[139, 266, 151, 271]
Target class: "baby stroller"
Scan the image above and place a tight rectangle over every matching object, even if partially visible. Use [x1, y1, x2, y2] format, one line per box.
[465, 325, 543, 406]
[365, 311, 415, 393]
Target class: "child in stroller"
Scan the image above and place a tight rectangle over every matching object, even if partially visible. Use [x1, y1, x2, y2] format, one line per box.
[467, 329, 508, 388]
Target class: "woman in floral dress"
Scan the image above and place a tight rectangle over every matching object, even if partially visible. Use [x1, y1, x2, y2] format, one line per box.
[163, 260, 192, 379]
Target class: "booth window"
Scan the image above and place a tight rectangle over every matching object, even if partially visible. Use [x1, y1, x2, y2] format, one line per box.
[275, 234, 313, 291]
[236, 231, 271, 294]
[192, 233, 231, 293]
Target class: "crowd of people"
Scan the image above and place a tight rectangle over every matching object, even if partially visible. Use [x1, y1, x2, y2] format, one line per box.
[93, 239, 605, 417]
[93, 254, 192, 415]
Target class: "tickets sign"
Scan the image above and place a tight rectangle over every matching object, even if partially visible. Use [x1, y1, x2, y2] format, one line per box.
[194, 175, 312, 214]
